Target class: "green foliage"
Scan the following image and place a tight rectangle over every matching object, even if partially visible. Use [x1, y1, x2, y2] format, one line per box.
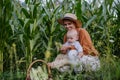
[0, 0, 120, 80]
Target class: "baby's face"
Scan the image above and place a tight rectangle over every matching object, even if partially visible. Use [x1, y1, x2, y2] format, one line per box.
[67, 36, 77, 43]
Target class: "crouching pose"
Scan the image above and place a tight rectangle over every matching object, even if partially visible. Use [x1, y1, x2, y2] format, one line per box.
[48, 13, 100, 73]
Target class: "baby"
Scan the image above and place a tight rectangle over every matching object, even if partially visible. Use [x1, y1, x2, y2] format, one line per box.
[62, 29, 83, 64]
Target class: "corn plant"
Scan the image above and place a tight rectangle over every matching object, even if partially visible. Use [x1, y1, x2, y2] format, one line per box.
[0, 0, 120, 80]
[0, 0, 14, 73]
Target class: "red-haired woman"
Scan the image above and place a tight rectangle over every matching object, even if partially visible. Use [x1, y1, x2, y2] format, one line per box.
[48, 13, 100, 73]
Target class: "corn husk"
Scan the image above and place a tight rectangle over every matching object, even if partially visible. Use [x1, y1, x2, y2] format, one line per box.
[30, 66, 48, 80]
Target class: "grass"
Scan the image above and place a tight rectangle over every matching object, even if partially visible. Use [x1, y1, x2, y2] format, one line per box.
[0, 54, 120, 80]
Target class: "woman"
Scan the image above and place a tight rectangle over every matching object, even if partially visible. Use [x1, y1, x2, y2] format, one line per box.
[48, 13, 100, 72]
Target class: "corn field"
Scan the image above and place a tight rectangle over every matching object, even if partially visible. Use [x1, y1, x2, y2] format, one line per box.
[0, 0, 120, 80]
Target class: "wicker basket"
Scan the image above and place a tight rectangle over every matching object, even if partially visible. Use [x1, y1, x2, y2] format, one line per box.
[26, 59, 52, 80]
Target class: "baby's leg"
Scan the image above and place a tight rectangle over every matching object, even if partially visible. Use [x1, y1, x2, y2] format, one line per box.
[59, 65, 71, 72]
[55, 54, 68, 60]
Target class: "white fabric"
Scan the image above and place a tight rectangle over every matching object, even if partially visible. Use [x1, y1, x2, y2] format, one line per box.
[68, 50, 78, 64]
[58, 54, 100, 72]
[79, 55, 100, 71]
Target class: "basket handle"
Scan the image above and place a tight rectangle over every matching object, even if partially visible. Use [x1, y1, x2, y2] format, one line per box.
[26, 59, 52, 80]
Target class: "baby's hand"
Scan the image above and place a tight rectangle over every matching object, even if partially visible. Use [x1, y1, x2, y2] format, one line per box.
[60, 50, 66, 54]
[78, 52, 83, 58]
[60, 46, 68, 54]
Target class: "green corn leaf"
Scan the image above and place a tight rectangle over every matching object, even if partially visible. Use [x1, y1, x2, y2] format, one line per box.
[21, 8, 30, 18]
[84, 15, 97, 28]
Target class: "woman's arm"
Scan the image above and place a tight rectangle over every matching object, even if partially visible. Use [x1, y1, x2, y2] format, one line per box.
[78, 28, 99, 56]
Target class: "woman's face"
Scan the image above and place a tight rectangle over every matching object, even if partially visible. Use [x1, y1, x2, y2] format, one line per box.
[63, 20, 76, 31]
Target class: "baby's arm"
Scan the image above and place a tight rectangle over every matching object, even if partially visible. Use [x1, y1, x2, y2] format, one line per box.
[74, 41, 83, 58]
[60, 42, 76, 54]
[74, 41, 83, 52]
[63, 42, 76, 50]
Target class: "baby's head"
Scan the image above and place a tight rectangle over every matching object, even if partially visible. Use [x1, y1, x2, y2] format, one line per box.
[66, 29, 78, 43]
